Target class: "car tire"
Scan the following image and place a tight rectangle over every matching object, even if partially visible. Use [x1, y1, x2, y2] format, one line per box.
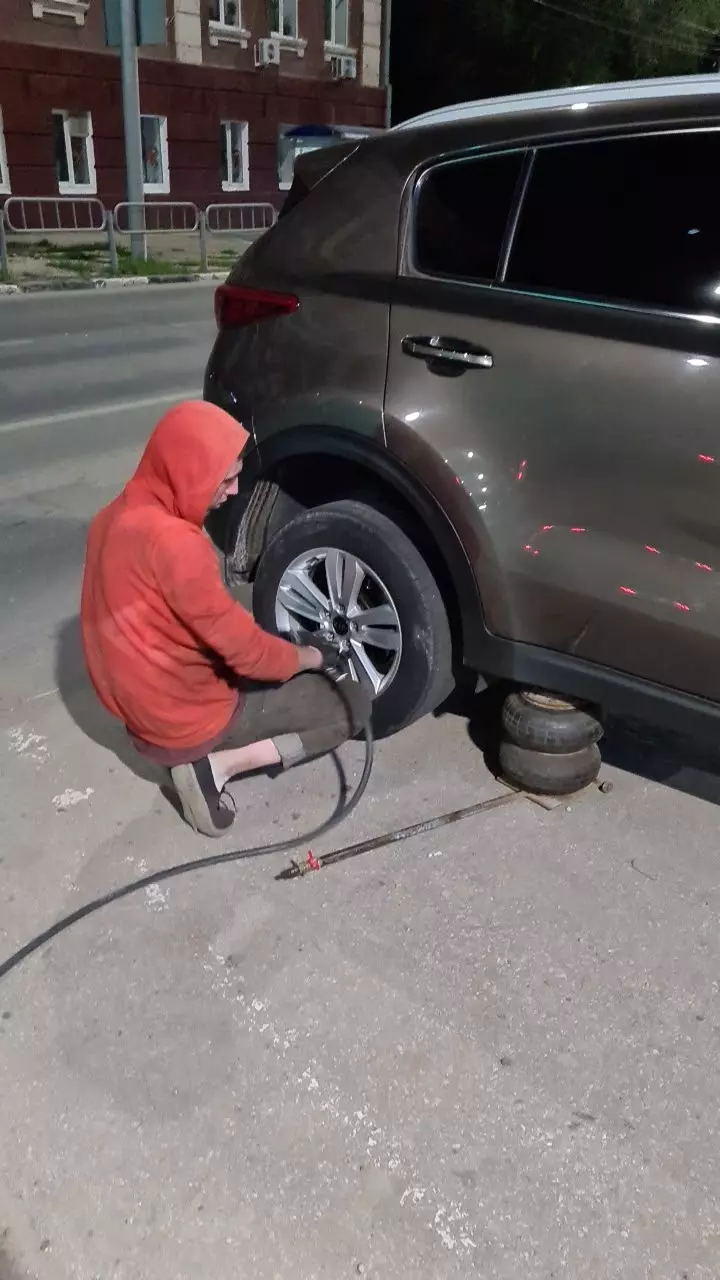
[252, 499, 454, 738]
[501, 691, 603, 754]
[498, 740, 601, 796]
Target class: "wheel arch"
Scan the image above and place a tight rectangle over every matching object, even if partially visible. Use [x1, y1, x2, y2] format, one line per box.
[222, 426, 485, 666]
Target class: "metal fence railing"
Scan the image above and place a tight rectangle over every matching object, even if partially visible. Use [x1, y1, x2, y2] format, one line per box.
[205, 202, 276, 235]
[0, 196, 117, 275]
[199, 202, 277, 270]
[3, 195, 107, 233]
[113, 200, 200, 235]
[0, 196, 277, 280]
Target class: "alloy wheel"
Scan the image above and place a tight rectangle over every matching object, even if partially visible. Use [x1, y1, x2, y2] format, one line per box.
[274, 546, 403, 696]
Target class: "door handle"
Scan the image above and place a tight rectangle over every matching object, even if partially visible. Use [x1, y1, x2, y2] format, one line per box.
[402, 335, 494, 370]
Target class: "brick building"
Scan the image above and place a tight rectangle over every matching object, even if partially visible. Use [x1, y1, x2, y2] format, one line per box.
[0, 0, 387, 210]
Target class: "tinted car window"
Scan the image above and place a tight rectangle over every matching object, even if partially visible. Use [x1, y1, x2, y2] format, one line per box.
[414, 151, 524, 282]
[507, 130, 720, 314]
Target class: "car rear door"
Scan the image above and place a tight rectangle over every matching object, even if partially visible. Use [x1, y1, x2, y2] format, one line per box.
[384, 125, 720, 700]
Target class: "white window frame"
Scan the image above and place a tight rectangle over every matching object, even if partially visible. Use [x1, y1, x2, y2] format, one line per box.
[208, 0, 250, 47]
[31, 0, 90, 25]
[277, 126, 331, 191]
[270, 0, 297, 37]
[221, 121, 250, 193]
[52, 109, 96, 196]
[268, 0, 306, 54]
[141, 115, 170, 196]
[0, 108, 10, 195]
[324, 0, 351, 53]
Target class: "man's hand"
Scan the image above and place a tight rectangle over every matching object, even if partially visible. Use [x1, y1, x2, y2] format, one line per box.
[297, 645, 324, 671]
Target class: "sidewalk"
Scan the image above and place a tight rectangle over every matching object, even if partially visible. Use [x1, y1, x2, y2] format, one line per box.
[1, 231, 252, 292]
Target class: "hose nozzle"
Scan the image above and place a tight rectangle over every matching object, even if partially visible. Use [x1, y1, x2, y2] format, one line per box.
[293, 630, 349, 680]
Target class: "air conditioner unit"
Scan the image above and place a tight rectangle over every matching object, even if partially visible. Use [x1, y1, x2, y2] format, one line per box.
[331, 54, 356, 80]
[255, 37, 281, 66]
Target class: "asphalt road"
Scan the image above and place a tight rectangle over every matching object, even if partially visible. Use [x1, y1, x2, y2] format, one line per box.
[2, 286, 720, 1280]
[0, 287, 210, 674]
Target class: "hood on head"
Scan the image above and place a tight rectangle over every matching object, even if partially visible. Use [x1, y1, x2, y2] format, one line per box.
[127, 400, 250, 526]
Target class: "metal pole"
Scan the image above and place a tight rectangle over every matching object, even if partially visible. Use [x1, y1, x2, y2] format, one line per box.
[0, 209, 9, 280]
[381, 0, 392, 129]
[106, 210, 119, 274]
[119, 0, 146, 260]
[199, 209, 208, 273]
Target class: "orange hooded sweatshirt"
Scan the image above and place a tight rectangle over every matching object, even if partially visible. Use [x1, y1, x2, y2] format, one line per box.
[80, 400, 300, 754]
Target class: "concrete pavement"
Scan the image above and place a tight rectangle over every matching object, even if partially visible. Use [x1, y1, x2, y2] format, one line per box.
[2, 286, 720, 1279]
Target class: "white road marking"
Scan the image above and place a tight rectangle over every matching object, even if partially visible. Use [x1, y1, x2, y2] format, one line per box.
[0, 389, 200, 436]
[0, 338, 34, 349]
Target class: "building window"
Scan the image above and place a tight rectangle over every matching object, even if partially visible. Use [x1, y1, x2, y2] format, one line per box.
[52, 110, 96, 195]
[208, 0, 250, 43]
[268, 0, 298, 39]
[0, 108, 10, 195]
[141, 115, 169, 195]
[221, 121, 249, 192]
[277, 125, 334, 190]
[325, 0, 349, 48]
[210, 0, 240, 24]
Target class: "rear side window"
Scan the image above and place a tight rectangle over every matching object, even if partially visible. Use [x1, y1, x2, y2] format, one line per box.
[507, 130, 720, 314]
[413, 151, 525, 282]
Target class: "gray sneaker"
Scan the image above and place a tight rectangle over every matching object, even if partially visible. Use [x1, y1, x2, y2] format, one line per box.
[170, 758, 235, 837]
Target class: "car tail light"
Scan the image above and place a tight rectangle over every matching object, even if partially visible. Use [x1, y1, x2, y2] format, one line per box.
[214, 284, 299, 331]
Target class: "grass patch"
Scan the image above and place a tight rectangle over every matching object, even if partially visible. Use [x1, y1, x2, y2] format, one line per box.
[7, 240, 109, 278]
[4, 236, 239, 281]
[114, 247, 187, 276]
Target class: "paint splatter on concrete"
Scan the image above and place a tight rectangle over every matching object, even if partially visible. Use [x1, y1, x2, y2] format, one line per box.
[52, 787, 94, 813]
[7, 726, 48, 763]
[144, 883, 169, 912]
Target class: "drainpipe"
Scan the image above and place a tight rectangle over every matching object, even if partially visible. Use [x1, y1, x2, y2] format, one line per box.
[381, 0, 392, 128]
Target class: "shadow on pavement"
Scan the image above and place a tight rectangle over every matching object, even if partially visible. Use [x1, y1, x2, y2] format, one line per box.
[56, 609, 720, 812]
[0, 1244, 32, 1280]
[434, 678, 720, 808]
[601, 716, 720, 806]
[54, 615, 165, 787]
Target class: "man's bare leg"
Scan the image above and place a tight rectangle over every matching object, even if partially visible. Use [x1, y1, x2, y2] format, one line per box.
[209, 739, 281, 789]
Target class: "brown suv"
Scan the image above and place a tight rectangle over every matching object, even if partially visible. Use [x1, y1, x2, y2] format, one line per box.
[204, 74, 720, 742]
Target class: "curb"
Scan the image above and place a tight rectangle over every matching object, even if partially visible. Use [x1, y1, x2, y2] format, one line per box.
[0, 271, 226, 296]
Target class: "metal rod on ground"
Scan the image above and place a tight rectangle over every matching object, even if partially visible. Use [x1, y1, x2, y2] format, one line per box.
[119, 0, 146, 261]
[277, 790, 520, 880]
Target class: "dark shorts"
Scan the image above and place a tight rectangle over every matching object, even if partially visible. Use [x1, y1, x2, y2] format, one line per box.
[133, 673, 372, 768]
[218, 672, 371, 768]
